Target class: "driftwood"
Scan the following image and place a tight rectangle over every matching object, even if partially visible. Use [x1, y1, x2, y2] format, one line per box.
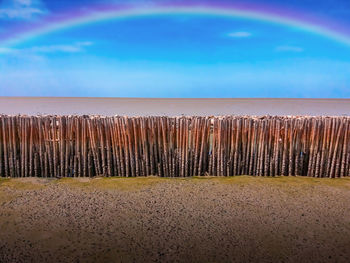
[0, 115, 349, 178]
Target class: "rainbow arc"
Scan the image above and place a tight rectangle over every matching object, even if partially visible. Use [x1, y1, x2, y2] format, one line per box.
[1, 4, 350, 46]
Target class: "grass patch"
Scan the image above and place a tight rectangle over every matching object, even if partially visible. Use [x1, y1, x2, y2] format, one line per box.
[0, 178, 19, 204]
[56, 176, 170, 191]
[0, 177, 10, 186]
[56, 175, 350, 192]
[0, 178, 47, 191]
[1, 176, 350, 192]
[198, 175, 350, 189]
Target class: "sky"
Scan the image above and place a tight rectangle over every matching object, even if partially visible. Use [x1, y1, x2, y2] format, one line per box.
[0, 0, 350, 98]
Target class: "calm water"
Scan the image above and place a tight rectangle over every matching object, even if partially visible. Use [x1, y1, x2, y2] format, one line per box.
[0, 97, 349, 116]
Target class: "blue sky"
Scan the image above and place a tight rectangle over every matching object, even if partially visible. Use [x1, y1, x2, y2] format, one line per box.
[0, 0, 350, 98]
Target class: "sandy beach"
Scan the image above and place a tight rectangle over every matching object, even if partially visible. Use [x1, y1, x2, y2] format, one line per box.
[0, 97, 349, 116]
[1, 176, 350, 262]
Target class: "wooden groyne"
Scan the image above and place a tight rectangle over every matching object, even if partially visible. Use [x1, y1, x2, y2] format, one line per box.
[0, 115, 349, 178]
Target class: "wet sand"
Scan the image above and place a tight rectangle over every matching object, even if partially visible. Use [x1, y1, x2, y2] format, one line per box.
[1, 176, 350, 263]
[0, 97, 349, 116]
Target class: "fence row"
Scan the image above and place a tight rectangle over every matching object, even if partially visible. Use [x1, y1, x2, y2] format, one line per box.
[0, 115, 349, 178]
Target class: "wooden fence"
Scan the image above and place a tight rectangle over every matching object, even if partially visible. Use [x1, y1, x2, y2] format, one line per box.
[0, 115, 349, 178]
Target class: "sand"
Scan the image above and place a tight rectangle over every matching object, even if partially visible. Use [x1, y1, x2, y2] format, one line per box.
[1, 176, 350, 262]
[0, 97, 349, 116]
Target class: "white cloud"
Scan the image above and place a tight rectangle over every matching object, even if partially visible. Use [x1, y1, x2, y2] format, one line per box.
[276, 46, 304, 53]
[0, 47, 15, 54]
[0, 0, 46, 19]
[29, 42, 93, 53]
[227, 31, 252, 38]
[0, 42, 93, 55]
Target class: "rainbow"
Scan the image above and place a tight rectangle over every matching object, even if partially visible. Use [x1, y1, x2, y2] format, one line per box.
[1, 3, 350, 47]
